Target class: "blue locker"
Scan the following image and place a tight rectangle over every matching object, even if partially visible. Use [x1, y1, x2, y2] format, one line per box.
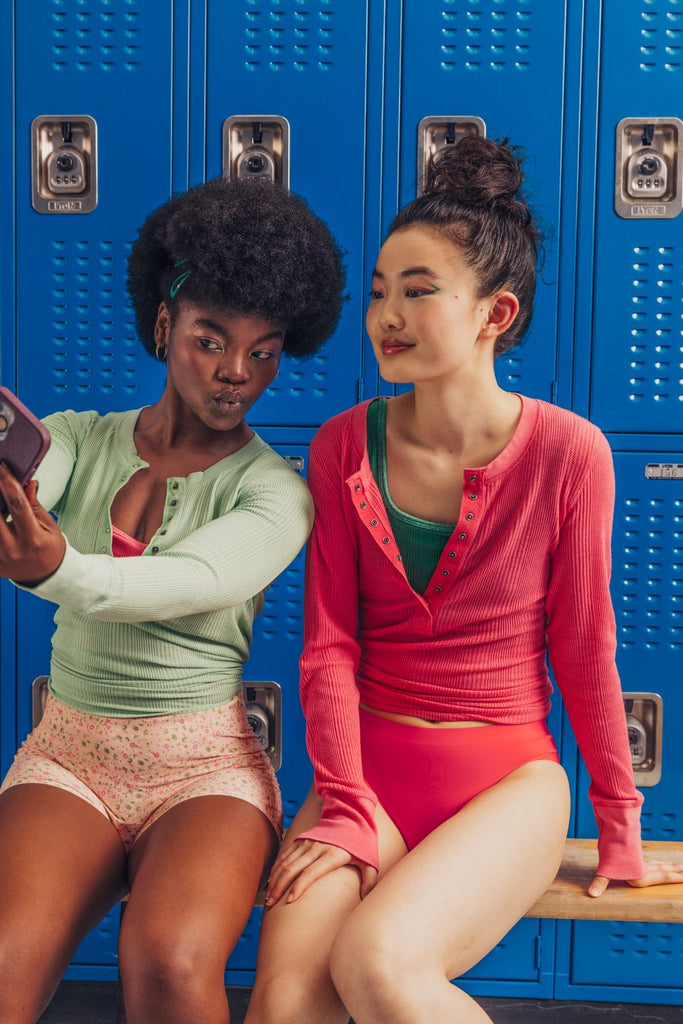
[203, 0, 372, 427]
[397, 0, 570, 405]
[587, 0, 683, 435]
[555, 447, 683, 1002]
[557, 0, 683, 1002]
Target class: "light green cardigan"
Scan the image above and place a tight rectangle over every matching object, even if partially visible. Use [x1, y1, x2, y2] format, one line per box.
[17, 408, 313, 717]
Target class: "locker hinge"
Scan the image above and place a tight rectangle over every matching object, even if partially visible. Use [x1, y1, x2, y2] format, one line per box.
[550, 380, 558, 404]
[357, 378, 364, 402]
[534, 934, 542, 971]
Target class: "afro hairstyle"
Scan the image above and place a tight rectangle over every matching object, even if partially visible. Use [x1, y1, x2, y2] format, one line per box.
[126, 177, 346, 359]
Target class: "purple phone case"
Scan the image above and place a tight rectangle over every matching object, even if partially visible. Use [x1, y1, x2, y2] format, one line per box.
[0, 386, 52, 515]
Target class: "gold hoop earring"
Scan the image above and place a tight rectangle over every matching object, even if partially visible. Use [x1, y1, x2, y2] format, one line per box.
[155, 342, 168, 362]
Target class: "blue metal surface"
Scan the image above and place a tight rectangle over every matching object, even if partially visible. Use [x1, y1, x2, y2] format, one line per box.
[204, 0, 372, 427]
[14, 0, 175, 418]
[398, 0, 569, 404]
[588, 0, 683, 433]
[556, 446, 683, 1000]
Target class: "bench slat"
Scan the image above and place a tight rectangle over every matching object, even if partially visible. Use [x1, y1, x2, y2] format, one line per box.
[525, 839, 683, 922]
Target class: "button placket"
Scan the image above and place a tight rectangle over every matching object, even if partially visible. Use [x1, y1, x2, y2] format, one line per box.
[348, 474, 406, 580]
[432, 475, 485, 589]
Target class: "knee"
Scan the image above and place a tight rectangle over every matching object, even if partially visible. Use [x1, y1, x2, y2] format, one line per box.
[329, 917, 407, 1016]
[248, 972, 326, 1024]
[118, 920, 221, 1003]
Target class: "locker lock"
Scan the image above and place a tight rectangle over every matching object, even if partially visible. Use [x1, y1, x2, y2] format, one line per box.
[417, 116, 486, 195]
[622, 692, 663, 787]
[243, 681, 283, 770]
[615, 117, 682, 218]
[223, 116, 290, 189]
[31, 115, 97, 214]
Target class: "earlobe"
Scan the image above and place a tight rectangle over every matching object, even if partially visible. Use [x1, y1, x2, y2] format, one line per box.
[154, 302, 171, 346]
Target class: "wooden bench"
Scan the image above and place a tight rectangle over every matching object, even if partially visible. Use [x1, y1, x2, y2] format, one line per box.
[526, 838, 683, 922]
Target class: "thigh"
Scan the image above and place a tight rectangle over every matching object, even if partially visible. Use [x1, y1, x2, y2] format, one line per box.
[121, 795, 277, 966]
[0, 784, 126, 1017]
[250, 786, 407, 998]
[340, 759, 571, 981]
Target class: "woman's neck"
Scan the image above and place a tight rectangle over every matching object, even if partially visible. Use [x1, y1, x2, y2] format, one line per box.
[389, 376, 522, 463]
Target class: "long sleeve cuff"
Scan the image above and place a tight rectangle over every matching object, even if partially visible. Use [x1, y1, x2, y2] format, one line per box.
[13, 540, 112, 610]
[594, 800, 646, 880]
[297, 796, 379, 871]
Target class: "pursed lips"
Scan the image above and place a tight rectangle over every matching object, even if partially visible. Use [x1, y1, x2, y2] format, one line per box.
[212, 390, 246, 408]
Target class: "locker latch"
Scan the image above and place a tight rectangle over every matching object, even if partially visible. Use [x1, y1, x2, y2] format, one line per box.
[623, 692, 663, 787]
[615, 117, 682, 218]
[31, 115, 98, 214]
[223, 116, 290, 188]
[244, 681, 283, 770]
[417, 116, 486, 195]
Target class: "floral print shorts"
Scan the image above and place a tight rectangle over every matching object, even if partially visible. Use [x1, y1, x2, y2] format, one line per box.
[0, 693, 282, 850]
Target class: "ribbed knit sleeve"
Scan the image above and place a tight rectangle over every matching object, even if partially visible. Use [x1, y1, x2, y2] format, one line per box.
[296, 416, 380, 870]
[33, 410, 96, 512]
[546, 429, 645, 880]
[19, 474, 313, 622]
[16, 411, 314, 624]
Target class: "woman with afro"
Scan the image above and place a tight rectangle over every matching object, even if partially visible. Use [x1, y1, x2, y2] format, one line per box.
[0, 176, 344, 1024]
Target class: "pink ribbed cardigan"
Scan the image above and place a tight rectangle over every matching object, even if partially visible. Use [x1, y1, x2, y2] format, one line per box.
[298, 396, 645, 881]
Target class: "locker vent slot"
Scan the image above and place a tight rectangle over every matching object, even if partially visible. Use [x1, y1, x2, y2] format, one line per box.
[51, 1, 140, 72]
[244, 3, 335, 71]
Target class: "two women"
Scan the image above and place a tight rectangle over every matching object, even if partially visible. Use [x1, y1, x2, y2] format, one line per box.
[0, 176, 344, 1024]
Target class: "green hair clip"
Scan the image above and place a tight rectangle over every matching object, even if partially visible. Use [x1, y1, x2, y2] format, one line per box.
[170, 256, 191, 298]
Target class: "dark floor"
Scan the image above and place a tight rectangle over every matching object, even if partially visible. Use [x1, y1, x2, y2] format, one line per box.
[37, 982, 683, 1023]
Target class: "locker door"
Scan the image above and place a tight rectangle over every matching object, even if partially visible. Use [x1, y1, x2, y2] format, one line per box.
[556, 449, 683, 1002]
[588, 0, 683, 434]
[10, 0, 177, 979]
[556, 0, 683, 1003]
[398, 0, 570, 405]
[204, 0, 372, 428]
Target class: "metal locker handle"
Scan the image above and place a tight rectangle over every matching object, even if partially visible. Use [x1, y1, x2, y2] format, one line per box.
[31, 115, 98, 214]
[417, 116, 486, 195]
[223, 116, 290, 189]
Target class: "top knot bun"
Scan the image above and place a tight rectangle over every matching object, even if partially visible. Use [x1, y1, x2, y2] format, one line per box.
[425, 135, 524, 208]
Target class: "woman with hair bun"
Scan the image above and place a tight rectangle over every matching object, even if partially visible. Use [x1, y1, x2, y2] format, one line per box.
[248, 137, 683, 1024]
[0, 176, 344, 1024]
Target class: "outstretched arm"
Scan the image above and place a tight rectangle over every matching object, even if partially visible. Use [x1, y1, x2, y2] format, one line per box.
[1, 455, 313, 622]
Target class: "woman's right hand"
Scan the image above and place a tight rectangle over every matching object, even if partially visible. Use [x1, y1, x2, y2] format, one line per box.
[0, 467, 66, 583]
[265, 837, 378, 907]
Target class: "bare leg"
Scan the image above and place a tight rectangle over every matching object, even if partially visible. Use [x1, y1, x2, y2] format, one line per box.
[246, 785, 408, 1024]
[330, 760, 571, 1024]
[0, 784, 127, 1024]
[118, 795, 277, 1024]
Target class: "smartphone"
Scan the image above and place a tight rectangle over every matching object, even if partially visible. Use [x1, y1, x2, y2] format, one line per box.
[0, 386, 51, 516]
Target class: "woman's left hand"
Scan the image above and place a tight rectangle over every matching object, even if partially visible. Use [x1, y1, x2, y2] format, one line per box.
[588, 860, 683, 897]
[0, 463, 66, 583]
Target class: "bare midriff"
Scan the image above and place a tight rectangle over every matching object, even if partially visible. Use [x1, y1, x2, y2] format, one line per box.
[359, 703, 491, 729]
